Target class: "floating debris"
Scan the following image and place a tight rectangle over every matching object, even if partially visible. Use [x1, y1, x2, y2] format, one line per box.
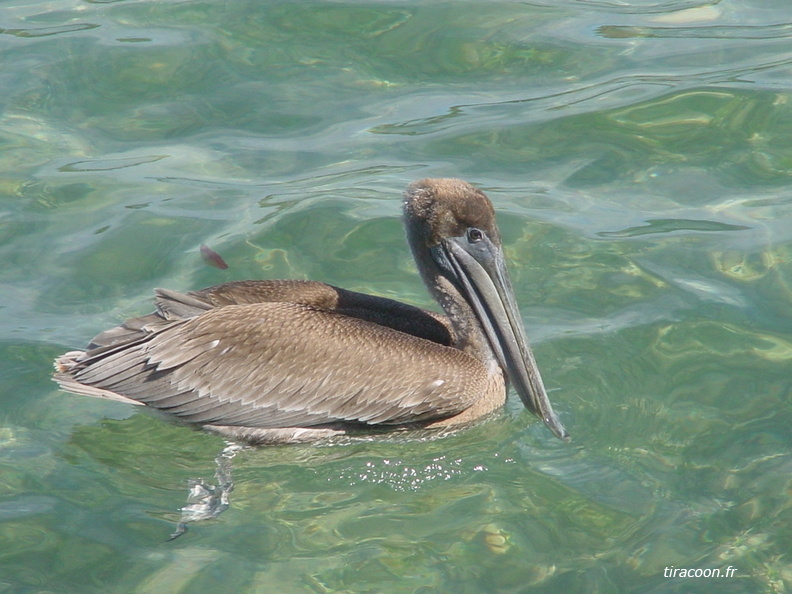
[200, 244, 228, 269]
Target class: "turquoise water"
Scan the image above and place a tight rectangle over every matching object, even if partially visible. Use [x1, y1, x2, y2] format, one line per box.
[2, 0, 792, 591]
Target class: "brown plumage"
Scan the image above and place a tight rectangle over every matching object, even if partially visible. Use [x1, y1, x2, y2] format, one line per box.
[54, 179, 568, 444]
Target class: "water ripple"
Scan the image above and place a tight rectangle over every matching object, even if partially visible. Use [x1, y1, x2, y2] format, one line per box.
[0, 23, 99, 38]
[599, 218, 750, 238]
[599, 22, 792, 40]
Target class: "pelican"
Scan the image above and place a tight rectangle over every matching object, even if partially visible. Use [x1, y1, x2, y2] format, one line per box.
[54, 179, 568, 444]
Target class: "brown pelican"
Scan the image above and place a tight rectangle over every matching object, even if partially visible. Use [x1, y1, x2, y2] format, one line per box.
[54, 179, 568, 443]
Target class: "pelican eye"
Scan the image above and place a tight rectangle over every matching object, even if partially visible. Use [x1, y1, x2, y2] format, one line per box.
[467, 227, 484, 243]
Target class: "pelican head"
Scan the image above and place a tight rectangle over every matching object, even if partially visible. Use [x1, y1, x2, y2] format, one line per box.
[404, 179, 568, 440]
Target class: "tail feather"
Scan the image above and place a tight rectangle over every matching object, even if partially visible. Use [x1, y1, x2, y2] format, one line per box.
[53, 351, 144, 405]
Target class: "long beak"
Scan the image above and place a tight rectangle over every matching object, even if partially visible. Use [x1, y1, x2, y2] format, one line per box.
[439, 236, 569, 441]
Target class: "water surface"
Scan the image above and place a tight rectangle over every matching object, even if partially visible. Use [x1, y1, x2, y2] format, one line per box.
[2, 0, 792, 592]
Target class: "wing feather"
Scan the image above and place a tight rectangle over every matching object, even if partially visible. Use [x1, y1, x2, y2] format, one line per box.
[65, 301, 487, 428]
